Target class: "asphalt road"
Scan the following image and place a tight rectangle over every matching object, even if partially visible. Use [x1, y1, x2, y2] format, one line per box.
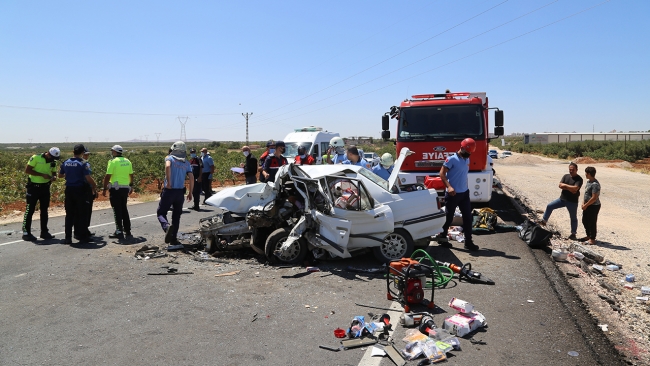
[0, 191, 624, 366]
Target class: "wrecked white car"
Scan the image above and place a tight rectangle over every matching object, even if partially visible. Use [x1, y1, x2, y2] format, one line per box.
[201, 148, 445, 264]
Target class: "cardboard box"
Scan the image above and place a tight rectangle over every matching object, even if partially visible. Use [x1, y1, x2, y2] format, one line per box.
[442, 311, 486, 338]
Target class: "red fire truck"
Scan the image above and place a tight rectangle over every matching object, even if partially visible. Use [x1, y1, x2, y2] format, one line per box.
[381, 91, 504, 203]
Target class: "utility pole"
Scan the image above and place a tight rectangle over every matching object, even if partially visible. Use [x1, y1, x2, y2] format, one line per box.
[242, 112, 253, 145]
[155, 133, 161, 145]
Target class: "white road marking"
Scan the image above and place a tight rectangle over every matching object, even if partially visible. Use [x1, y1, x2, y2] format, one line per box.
[0, 213, 158, 247]
[357, 301, 403, 366]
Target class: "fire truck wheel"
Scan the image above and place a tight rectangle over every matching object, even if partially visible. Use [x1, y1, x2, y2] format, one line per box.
[374, 229, 414, 264]
[265, 227, 308, 265]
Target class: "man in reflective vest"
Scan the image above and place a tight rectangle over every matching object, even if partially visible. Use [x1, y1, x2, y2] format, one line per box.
[22, 147, 60, 241]
[102, 145, 134, 240]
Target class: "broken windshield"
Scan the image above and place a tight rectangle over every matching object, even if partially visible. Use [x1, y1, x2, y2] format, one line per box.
[356, 168, 389, 191]
[398, 105, 484, 141]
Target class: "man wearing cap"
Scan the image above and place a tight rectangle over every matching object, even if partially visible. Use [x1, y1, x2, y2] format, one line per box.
[262, 140, 288, 183]
[342, 146, 370, 169]
[258, 140, 274, 183]
[59, 144, 97, 244]
[240, 146, 258, 184]
[79, 147, 98, 238]
[102, 145, 134, 240]
[200, 148, 215, 203]
[187, 148, 203, 210]
[157, 141, 193, 245]
[22, 147, 60, 241]
[436, 138, 479, 251]
[294, 145, 315, 165]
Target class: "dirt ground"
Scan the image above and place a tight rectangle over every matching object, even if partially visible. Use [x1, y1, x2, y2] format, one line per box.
[493, 149, 650, 364]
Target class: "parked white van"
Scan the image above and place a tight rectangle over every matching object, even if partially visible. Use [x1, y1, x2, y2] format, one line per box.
[282, 126, 340, 164]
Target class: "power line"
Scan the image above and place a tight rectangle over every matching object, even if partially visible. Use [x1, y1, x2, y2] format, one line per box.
[243, 0, 611, 128]
[0, 104, 240, 117]
[249, 1, 510, 121]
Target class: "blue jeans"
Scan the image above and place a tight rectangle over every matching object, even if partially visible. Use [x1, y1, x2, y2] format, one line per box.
[543, 198, 578, 235]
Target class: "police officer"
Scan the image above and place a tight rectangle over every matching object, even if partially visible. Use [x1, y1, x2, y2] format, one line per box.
[342, 146, 370, 169]
[158, 141, 193, 245]
[240, 146, 258, 184]
[372, 153, 394, 180]
[325, 136, 348, 164]
[437, 138, 479, 251]
[200, 147, 215, 203]
[22, 147, 60, 241]
[258, 140, 274, 183]
[262, 140, 288, 183]
[187, 148, 203, 210]
[294, 145, 315, 165]
[102, 145, 134, 240]
[59, 144, 97, 244]
[79, 147, 98, 238]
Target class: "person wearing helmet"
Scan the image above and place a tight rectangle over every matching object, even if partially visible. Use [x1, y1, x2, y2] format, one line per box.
[157, 141, 194, 246]
[372, 153, 394, 180]
[22, 147, 60, 241]
[342, 146, 370, 169]
[325, 136, 349, 164]
[294, 145, 315, 165]
[262, 140, 288, 183]
[258, 140, 275, 183]
[102, 145, 134, 240]
[436, 138, 479, 251]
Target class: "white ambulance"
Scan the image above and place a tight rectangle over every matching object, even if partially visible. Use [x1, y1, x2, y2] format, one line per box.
[282, 126, 340, 164]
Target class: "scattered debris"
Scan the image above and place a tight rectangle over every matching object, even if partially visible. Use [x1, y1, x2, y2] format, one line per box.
[598, 293, 616, 305]
[214, 270, 240, 277]
[568, 351, 579, 357]
[319, 344, 342, 352]
[570, 243, 604, 263]
[598, 280, 622, 295]
[566, 272, 579, 278]
[598, 324, 609, 332]
[625, 274, 635, 282]
[306, 267, 320, 272]
[148, 267, 193, 275]
[166, 244, 184, 251]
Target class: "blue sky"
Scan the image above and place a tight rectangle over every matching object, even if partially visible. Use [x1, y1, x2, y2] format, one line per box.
[1, 0, 648, 143]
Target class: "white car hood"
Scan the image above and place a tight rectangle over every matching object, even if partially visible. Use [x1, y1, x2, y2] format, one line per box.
[204, 182, 276, 214]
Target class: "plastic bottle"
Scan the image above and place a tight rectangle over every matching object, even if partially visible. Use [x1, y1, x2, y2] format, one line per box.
[605, 264, 619, 271]
[625, 274, 635, 282]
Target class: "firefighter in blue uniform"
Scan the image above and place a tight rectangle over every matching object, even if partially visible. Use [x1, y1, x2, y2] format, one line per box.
[372, 153, 394, 180]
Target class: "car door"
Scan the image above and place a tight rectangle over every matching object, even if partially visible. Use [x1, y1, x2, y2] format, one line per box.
[323, 176, 394, 247]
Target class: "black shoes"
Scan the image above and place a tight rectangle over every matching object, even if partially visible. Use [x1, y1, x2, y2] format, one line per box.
[464, 241, 480, 251]
[22, 233, 37, 241]
[62, 238, 72, 245]
[109, 231, 124, 239]
[188, 206, 200, 211]
[164, 225, 175, 244]
[435, 233, 453, 248]
[40, 232, 55, 240]
[125, 232, 133, 240]
[568, 234, 578, 241]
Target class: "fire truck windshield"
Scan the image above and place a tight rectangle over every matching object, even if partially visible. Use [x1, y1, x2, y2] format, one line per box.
[397, 105, 484, 141]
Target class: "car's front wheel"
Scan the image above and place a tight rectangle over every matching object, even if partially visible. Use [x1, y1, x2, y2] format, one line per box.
[373, 229, 414, 264]
[265, 227, 308, 264]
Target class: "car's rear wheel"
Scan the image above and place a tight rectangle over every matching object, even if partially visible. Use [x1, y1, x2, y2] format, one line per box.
[265, 227, 308, 264]
[373, 229, 414, 263]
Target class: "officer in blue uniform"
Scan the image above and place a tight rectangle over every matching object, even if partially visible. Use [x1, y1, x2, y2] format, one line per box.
[372, 153, 394, 180]
[59, 144, 97, 244]
[326, 136, 348, 164]
[158, 141, 193, 245]
[200, 147, 214, 203]
[342, 146, 370, 169]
